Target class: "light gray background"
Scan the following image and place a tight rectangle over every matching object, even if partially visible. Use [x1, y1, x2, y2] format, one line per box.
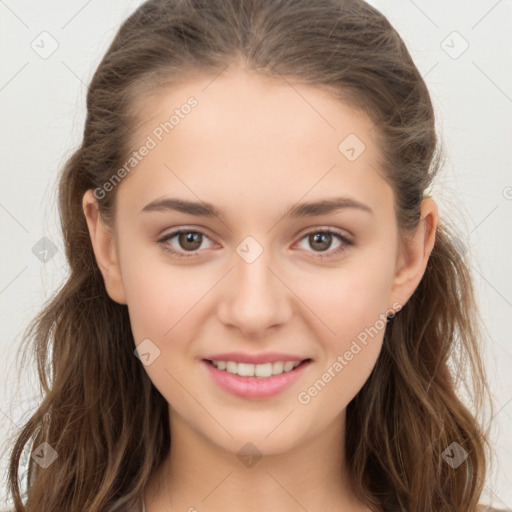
[1, 0, 511, 509]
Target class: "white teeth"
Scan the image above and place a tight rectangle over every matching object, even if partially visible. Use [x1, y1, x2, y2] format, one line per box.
[283, 361, 295, 372]
[237, 363, 255, 377]
[272, 361, 284, 375]
[226, 361, 238, 374]
[255, 363, 272, 378]
[210, 360, 303, 378]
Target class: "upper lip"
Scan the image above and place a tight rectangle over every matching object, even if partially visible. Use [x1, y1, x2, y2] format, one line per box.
[203, 352, 311, 365]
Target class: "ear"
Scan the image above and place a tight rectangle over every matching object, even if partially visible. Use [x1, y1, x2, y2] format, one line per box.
[388, 198, 438, 311]
[82, 189, 127, 305]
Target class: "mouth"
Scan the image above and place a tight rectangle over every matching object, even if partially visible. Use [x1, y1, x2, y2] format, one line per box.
[201, 358, 313, 400]
[203, 358, 312, 378]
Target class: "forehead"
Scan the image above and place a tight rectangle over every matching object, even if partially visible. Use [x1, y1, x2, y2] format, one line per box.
[117, 67, 392, 221]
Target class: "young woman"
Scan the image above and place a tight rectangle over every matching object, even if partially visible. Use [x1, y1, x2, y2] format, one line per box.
[5, 1, 501, 511]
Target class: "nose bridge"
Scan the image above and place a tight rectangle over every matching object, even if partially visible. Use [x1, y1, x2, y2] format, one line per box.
[217, 235, 291, 335]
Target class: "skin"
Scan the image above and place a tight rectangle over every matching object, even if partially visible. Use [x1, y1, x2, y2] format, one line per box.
[83, 65, 438, 512]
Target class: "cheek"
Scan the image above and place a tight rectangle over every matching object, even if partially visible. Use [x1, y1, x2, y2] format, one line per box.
[117, 236, 208, 339]
[121, 258, 206, 401]
[294, 285, 388, 415]
[293, 258, 394, 344]
[290, 255, 394, 399]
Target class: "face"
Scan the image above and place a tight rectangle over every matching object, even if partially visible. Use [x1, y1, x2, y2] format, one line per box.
[84, 66, 436, 456]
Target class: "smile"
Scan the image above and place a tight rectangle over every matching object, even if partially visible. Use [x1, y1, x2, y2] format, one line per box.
[202, 358, 312, 400]
[208, 359, 306, 378]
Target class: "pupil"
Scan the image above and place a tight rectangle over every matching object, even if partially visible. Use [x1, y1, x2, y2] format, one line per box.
[311, 233, 331, 251]
[181, 232, 201, 250]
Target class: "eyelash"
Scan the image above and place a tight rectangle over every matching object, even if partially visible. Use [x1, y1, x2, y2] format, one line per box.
[157, 228, 353, 261]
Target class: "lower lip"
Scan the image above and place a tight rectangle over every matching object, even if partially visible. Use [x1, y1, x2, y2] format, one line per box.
[202, 359, 312, 400]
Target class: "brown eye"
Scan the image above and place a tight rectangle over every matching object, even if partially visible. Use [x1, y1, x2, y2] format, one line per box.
[296, 229, 353, 259]
[308, 232, 333, 252]
[177, 231, 203, 251]
[158, 229, 214, 259]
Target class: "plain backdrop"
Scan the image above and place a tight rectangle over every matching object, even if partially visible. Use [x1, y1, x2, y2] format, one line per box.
[1, 0, 511, 509]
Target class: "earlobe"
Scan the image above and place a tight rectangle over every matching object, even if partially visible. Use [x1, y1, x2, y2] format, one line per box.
[389, 198, 438, 310]
[82, 190, 127, 305]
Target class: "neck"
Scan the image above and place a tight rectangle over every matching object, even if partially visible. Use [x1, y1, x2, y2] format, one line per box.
[144, 408, 371, 512]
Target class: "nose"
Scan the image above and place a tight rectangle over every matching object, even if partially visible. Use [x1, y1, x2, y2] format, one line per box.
[216, 248, 293, 339]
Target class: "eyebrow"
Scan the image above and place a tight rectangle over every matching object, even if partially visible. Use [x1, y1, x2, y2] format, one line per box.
[140, 196, 373, 219]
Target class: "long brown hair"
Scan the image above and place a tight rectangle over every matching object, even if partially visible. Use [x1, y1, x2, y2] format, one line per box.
[4, 0, 494, 510]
